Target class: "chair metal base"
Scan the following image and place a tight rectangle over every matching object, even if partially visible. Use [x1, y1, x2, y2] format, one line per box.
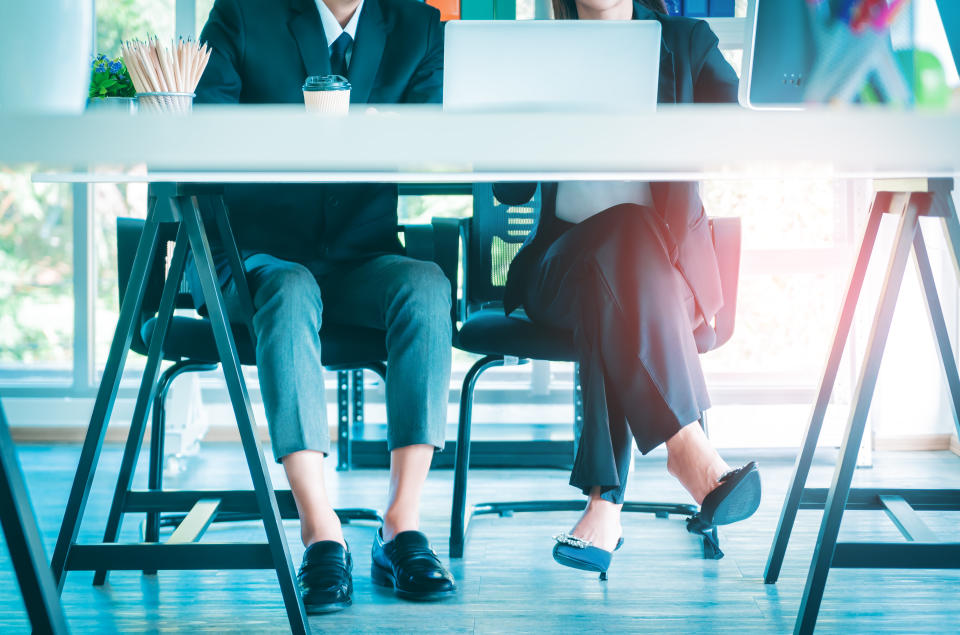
[449, 354, 722, 561]
[762, 180, 960, 635]
[457, 499, 722, 560]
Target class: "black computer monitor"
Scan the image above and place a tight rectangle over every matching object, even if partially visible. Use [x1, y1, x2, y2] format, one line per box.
[740, 0, 817, 108]
[741, 0, 958, 109]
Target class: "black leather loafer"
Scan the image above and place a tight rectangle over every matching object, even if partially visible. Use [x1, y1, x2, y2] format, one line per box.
[371, 529, 456, 601]
[297, 540, 353, 614]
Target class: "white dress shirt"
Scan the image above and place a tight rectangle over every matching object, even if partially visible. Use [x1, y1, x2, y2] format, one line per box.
[555, 181, 654, 224]
[315, 0, 364, 67]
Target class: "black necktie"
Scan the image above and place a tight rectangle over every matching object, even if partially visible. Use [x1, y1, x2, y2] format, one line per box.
[330, 32, 352, 78]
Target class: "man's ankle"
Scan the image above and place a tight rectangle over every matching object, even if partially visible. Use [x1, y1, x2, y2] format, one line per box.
[303, 533, 346, 549]
[301, 510, 346, 548]
[382, 508, 419, 542]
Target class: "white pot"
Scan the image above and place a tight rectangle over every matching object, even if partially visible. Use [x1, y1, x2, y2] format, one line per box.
[0, 0, 93, 113]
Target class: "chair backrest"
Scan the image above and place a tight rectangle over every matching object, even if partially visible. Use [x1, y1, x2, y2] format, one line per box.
[116, 217, 195, 355]
[464, 183, 539, 314]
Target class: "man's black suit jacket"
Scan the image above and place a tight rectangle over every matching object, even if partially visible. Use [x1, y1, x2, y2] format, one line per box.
[196, 0, 443, 269]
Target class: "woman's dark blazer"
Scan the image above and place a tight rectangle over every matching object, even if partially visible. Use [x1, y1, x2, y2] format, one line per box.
[497, 2, 739, 346]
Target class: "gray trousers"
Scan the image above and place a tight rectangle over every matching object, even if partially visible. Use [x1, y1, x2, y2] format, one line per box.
[223, 253, 452, 463]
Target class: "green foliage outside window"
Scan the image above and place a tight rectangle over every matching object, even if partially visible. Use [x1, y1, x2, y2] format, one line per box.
[0, 171, 73, 363]
[96, 0, 171, 57]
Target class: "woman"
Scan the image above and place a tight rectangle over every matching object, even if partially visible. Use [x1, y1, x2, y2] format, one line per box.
[497, 0, 761, 577]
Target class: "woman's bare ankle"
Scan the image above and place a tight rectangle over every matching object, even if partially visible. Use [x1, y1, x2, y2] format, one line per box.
[665, 424, 730, 505]
[568, 489, 623, 551]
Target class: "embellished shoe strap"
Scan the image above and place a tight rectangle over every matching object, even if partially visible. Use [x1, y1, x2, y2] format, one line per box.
[553, 532, 592, 549]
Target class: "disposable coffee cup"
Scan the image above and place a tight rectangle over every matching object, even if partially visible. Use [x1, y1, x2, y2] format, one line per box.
[303, 75, 351, 114]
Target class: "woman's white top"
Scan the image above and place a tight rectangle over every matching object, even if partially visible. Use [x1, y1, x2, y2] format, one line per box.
[555, 181, 654, 224]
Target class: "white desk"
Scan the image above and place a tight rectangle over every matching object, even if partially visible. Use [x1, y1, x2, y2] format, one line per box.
[3, 104, 958, 182]
[7, 105, 959, 635]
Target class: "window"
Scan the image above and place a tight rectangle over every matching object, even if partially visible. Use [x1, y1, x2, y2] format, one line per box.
[0, 171, 74, 382]
[96, 0, 175, 57]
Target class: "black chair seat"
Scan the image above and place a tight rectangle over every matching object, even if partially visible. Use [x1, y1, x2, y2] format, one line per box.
[455, 309, 576, 361]
[142, 316, 388, 367]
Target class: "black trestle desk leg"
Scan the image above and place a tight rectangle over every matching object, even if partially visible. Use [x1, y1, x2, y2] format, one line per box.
[94, 221, 190, 586]
[450, 355, 504, 559]
[913, 227, 960, 436]
[931, 181, 960, 435]
[764, 193, 886, 584]
[178, 195, 309, 635]
[50, 196, 164, 590]
[794, 193, 920, 635]
[0, 402, 70, 635]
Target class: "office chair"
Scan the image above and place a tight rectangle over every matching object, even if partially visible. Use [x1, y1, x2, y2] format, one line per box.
[98, 211, 436, 583]
[439, 184, 742, 560]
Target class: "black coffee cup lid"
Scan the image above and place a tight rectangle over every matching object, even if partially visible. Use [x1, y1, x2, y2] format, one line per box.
[303, 75, 351, 91]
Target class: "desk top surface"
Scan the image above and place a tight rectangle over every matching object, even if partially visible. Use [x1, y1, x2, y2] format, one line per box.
[3, 105, 959, 182]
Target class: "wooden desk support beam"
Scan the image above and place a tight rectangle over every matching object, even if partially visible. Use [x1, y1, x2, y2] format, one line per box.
[167, 499, 221, 544]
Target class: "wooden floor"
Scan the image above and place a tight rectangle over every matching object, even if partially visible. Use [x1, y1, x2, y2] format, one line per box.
[2, 444, 960, 633]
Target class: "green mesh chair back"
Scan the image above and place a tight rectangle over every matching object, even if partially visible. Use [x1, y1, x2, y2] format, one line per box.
[465, 183, 540, 315]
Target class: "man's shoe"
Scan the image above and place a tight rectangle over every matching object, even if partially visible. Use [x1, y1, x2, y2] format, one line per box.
[297, 540, 353, 614]
[371, 529, 456, 601]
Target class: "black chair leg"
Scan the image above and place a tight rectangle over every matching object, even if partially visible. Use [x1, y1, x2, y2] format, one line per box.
[144, 361, 216, 575]
[450, 355, 505, 558]
[459, 361, 707, 558]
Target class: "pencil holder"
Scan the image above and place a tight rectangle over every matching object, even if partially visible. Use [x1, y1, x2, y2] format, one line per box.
[136, 91, 195, 114]
[802, 0, 911, 105]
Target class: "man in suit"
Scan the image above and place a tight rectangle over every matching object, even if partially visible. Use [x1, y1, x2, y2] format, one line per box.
[194, 0, 455, 613]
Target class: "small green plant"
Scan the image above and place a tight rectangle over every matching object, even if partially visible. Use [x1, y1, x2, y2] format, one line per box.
[89, 54, 136, 99]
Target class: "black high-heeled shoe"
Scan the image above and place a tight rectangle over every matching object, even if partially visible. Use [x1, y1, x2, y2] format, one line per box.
[552, 533, 624, 581]
[687, 461, 761, 533]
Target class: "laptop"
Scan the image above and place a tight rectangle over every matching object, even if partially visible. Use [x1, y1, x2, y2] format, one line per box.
[443, 20, 662, 113]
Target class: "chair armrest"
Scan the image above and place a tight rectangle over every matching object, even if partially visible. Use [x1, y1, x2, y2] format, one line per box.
[709, 217, 742, 348]
[431, 217, 468, 324]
